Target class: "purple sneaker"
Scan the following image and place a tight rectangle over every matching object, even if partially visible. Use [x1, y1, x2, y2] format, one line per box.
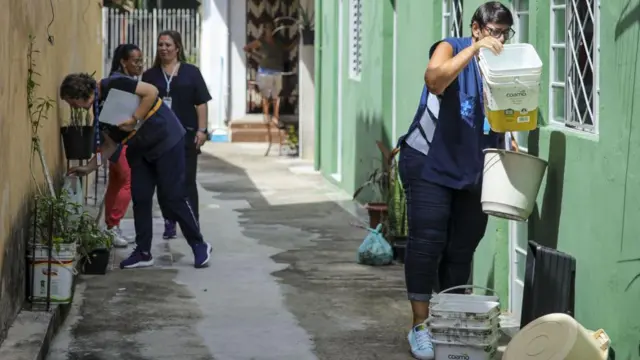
[163, 219, 177, 239]
[193, 242, 212, 268]
[119, 249, 154, 269]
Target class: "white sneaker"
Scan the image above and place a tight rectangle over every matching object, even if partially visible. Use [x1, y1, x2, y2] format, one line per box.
[408, 323, 435, 360]
[107, 227, 128, 248]
[114, 226, 135, 244]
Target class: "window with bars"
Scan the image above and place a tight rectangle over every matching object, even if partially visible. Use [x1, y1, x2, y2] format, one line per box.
[550, 0, 599, 133]
[442, 0, 463, 38]
[348, 0, 363, 80]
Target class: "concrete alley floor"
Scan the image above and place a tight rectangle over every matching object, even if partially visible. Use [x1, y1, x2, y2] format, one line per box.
[47, 143, 411, 360]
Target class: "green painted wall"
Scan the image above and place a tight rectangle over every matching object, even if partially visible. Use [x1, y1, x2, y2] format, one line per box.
[316, 0, 395, 196]
[315, 0, 640, 357]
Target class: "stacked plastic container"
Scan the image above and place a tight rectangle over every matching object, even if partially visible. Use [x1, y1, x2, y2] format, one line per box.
[428, 286, 502, 360]
[478, 43, 543, 133]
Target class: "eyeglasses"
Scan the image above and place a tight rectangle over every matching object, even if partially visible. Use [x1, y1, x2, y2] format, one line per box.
[485, 26, 516, 41]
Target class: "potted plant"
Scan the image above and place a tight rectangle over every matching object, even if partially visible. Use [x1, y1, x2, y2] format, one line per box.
[76, 213, 113, 275]
[298, 2, 315, 46]
[274, 1, 315, 46]
[285, 124, 299, 156]
[353, 141, 400, 231]
[388, 166, 408, 263]
[61, 107, 95, 160]
[29, 188, 84, 303]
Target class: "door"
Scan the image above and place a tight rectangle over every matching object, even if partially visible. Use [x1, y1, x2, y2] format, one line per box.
[508, 0, 531, 322]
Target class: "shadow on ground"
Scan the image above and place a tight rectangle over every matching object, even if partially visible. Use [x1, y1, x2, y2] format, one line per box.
[197, 150, 410, 360]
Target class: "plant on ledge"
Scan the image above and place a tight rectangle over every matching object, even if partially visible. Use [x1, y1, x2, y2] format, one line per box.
[353, 141, 400, 234]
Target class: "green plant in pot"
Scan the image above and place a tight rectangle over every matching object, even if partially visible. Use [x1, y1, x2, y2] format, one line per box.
[274, 1, 315, 46]
[32, 189, 113, 274]
[353, 141, 400, 233]
[61, 107, 95, 161]
[76, 212, 114, 275]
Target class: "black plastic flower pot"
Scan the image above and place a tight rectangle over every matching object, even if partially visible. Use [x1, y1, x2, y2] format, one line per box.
[61, 125, 95, 160]
[82, 248, 110, 275]
[392, 236, 407, 264]
[301, 28, 315, 46]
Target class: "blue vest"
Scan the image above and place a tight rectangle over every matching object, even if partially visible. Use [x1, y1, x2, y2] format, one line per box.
[398, 37, 501, 190]
[98, 75, 185, 162]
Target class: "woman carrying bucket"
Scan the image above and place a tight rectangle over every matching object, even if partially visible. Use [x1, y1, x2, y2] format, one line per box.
[396, 2, 514, 359]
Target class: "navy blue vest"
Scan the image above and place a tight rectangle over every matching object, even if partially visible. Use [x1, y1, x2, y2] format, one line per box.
[398, 37, 501, 190]
[98, 75, 185, 162]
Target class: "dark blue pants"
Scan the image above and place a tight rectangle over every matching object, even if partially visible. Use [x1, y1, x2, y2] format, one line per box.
[129, 137, 203, 253]
[399, 145, 488, 302]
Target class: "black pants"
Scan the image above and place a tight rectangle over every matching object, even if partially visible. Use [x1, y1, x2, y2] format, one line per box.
[130, 137, 203, 252]
[399, 145, 488, 302]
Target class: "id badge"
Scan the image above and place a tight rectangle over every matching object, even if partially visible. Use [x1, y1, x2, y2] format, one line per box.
[163, 96, 172, 109]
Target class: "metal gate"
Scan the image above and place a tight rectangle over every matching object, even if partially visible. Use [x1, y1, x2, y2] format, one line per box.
[102, 8, 201, 76]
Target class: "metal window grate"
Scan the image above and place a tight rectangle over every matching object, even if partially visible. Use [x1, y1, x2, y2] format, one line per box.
[348, 0, 363, 80]
[550, 0, 599, 133]
[442, 0, 463, 38]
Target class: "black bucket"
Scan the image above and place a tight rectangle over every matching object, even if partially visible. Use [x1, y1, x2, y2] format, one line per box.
[82, 248, 110, 275]
[61, 125, 95, 160]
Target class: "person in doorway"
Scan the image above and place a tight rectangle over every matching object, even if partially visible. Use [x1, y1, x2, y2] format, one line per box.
[243, 21, 298, 147]
[396, 2, 513, 359]
[142, 30, 211, 240]
[61, 73, 213, 269]
[103, 43, 144, 248]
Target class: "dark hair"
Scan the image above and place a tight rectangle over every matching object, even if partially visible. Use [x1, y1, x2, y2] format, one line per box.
[470, 1, 514, 28]
[59, 73, 96, 100]
[152, 30, 187, 68]
[109, 43, 141, 76]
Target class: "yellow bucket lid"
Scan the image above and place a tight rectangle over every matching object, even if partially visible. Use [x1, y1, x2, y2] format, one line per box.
[503, 313, 609, 360]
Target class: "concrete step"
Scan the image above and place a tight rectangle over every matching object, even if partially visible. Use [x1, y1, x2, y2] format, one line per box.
[230, 128, 285, 143]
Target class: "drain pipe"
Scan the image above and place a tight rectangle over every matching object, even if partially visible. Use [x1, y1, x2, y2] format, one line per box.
[313, 0, 322, 170]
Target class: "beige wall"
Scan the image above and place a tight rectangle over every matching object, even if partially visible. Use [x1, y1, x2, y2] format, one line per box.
[0, 0, 102, 330]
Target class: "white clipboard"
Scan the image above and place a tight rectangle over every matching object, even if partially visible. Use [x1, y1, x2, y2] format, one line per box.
[98, 89, 140, 126]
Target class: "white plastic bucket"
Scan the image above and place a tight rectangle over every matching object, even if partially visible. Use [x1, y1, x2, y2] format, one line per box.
[478, 44, 543, 76]
[29, 243, 76, 304]
[433, 338, 497, 360]
[430, 324, 500, 345]
[481, 149, 548, 221]
[479, 44, 543, 132]
[503, 313, 610, 360]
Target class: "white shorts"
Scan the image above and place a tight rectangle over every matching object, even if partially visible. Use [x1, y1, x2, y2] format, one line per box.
[257, 72, 283, 99]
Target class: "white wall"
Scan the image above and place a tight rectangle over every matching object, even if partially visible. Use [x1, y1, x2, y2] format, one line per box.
[200, 0, 247, 133]
[229, 0, 247, 122]
[298, 0, 315, 160]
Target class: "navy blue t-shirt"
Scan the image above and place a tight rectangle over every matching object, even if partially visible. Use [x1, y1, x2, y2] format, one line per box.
[141, 63, 211, 131]
[399, 37, 501, 190]
[98, 76, 185, 161]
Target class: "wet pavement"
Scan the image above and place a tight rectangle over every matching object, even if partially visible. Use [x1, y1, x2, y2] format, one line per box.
[46, 143, 410, 360]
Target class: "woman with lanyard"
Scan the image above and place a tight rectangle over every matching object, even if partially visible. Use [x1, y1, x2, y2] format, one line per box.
[142, 30, 211, 240]
[62, 72, 213, 269]
[396, 2, 513, 359]
[102, 43, 143, 248]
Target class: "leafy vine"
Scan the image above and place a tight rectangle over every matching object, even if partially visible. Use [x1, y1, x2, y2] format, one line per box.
[27, 35, 56, 196]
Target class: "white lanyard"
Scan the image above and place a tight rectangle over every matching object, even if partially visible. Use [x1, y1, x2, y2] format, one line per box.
[162, 63, 180, 95]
